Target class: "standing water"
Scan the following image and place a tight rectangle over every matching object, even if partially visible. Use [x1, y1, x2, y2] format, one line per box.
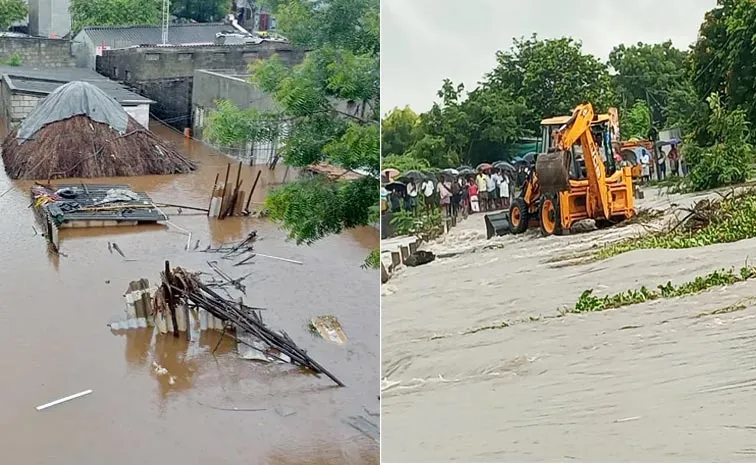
[0, 121, 379, 464]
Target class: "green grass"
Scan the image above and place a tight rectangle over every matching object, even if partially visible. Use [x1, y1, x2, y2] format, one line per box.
[596, 190, 756, 260]
[572, 266, 756, 313]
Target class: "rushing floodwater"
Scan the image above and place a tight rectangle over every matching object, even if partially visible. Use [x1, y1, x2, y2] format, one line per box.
[382, 188, 756, 462]
[0, 122, 379, 464]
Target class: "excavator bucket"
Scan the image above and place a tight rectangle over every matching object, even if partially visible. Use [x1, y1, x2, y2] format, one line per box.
[536, 151, 571, 194]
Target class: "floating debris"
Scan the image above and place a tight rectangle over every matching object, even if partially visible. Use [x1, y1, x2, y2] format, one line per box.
[310, 315, 347, 344]
[36, 389, 93, 411]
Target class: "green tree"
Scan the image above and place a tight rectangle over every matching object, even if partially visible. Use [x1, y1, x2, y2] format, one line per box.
[206, 0, 379, 265]
[172, 0, 228, 22]
[484, 34, 615, 131]
[621, 100, 652, 139]
[0, 0, 26, 31]
[684, 93, 755, 190]
[609, 41, 689, 126]
[70, 0, 162, 34]
[381, 106, 420, 157]
[690, 0, 756, 142]
[381, 154, 430, 172]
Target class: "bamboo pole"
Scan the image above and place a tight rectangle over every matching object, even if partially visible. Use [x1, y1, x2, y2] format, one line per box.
[207, 173, 219, 216]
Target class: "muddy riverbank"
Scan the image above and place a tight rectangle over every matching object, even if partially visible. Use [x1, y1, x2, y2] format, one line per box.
[382, 186, 756, 462]
[0, 122, 379, 464]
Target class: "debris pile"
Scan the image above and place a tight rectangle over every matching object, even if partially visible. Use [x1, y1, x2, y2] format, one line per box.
[162, 264, 344, 386]
[207, 161, 263, 218]
[111, 261, 342, 387]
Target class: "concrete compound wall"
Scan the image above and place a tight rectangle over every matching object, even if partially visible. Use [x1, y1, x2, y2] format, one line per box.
[191, 69, 282, 164]
[0, 37, 74, 68]
[96, 43, 306, 129]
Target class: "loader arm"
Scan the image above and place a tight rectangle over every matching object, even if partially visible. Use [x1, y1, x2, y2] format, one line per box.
[554, 103, 611, 220]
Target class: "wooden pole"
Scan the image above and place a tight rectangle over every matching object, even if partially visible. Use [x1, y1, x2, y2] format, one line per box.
[207, 173, 219, 216]
[164, 260, 179, 338]
[243, 170, 262, 214]
[219, 163, 231, 219]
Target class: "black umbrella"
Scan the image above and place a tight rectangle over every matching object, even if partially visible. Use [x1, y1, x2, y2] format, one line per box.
[385, 181, 406, 192]
[457, 165, 474, 172]
[493, 161, 516, 173]
[400, 170, 424, 181]
[522, 152, 536, 164]
[459, 168, 476, 176]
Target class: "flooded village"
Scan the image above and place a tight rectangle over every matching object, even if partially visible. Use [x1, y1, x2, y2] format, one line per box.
[0, 2, 379, 464]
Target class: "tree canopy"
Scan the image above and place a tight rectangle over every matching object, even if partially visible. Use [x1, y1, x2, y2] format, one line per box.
[608, 41, 690, 127]
[205, 0, 379, 264]
[384, 6, 756, 192]
[0, 0, 26, 31]
[690, 0, 756, 143]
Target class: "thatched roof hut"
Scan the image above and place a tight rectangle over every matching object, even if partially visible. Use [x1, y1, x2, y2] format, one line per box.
[1, 81, 196, 180]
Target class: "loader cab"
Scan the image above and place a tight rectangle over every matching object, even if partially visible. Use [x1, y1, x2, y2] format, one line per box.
[538, 113, 617, 179]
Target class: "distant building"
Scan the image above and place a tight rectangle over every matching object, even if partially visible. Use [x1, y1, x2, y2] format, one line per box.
[0, 65, 153, 130]
[27, 0, 72, 39]
[72, 23, 237, 69]
[96, 41, 305, 129]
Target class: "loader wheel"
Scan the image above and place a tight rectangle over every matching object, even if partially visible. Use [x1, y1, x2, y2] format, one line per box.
[539, 195, 562, 236]
[509, 197, 529, 234]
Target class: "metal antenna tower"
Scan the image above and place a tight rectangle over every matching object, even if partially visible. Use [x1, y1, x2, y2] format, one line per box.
[161, 0, 170, 45]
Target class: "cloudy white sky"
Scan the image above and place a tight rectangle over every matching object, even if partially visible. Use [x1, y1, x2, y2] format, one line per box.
[381, 0, 717, 114]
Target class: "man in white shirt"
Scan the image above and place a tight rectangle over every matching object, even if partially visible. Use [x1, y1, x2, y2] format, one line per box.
[499, 173, 510, 208]
[639, 149, 651, 183]
[485, 170, 496, 211]
[421, 178, 435, 209]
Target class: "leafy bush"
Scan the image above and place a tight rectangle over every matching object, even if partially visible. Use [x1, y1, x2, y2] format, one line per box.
[389, 205, 443, 240]
[684, 93, 755, 191]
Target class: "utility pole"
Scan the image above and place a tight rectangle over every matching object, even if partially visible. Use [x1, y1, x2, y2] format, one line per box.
[162, 0, 170, 45]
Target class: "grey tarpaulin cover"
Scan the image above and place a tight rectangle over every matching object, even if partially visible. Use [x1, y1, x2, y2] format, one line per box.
[16, 81, 129, 143]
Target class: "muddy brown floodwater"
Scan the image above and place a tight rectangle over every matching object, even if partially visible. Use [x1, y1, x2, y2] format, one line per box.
[0, 121, 379, 465]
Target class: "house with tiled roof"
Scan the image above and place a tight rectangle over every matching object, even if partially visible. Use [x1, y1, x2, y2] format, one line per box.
[72, 23, 237, 69]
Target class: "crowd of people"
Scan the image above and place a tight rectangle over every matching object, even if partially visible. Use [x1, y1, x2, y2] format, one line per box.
[381, 167, 513, 219]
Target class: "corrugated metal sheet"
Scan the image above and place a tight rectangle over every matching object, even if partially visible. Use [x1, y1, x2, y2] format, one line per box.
[82, 23, 235, 48]
[0, 65, 152, 104]
[41, 184, 167, 223]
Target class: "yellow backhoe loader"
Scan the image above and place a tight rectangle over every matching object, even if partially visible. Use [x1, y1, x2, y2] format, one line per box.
[508, 103, 635, 236]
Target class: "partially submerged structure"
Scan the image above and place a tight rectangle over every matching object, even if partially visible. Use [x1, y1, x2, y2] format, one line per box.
[1, 80, 196, 180]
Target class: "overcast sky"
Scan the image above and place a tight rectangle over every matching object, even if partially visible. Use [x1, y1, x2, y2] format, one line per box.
[381, 0, 717, 115]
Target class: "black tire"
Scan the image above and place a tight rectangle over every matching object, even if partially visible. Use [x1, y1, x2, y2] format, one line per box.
[509, 197, 529, 234]
[539, 194, 563, 236]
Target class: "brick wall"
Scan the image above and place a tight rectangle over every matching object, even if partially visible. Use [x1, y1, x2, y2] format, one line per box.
[9, 93, 43, 123]
[0, 37, 74, 68]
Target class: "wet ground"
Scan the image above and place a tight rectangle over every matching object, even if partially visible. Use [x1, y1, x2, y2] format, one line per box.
[381, 187, 756, 462]
[0, 122, 379, 465]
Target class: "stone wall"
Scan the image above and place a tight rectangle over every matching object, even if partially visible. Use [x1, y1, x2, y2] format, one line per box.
[96, 43, 305, 129]
[0, 37, 74, 68]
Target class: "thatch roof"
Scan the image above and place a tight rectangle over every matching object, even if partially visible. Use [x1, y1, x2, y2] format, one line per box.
[1, 81, 196, 180]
